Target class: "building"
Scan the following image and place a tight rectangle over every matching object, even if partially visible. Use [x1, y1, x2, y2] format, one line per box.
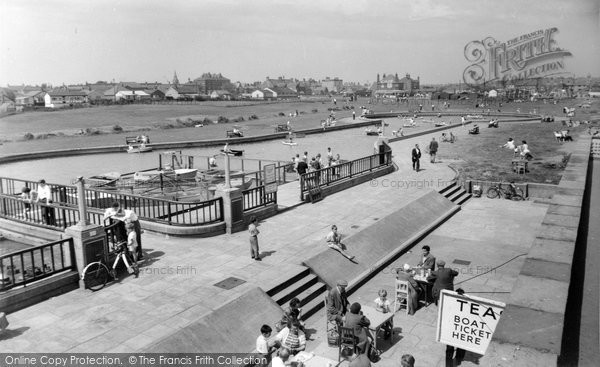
[192, 73, 232, 94]
[115, 90, 150, 101]
[372, 73, 420, 96]
[321, 77, 343, 93]
[264, 87, 298, 100]
[165, 84, 201, 100]
[262, 76, 296, 90]
[44, 90, 88, 108]
[15, 90, 45, 107]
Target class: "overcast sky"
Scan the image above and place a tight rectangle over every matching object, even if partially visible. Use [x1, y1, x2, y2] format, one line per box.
[1, 0, 599, 86]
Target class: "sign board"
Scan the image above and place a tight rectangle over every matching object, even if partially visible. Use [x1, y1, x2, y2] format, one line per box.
[264, 182, 278, 195]
[263, 164, 277, 194]
[436, 290, 506, 355]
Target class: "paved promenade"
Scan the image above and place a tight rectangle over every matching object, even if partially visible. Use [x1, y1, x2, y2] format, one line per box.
[0, 129, 458, 352]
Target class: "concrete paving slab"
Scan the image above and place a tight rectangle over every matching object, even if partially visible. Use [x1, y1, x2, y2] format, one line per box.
[493, 304, 564, 355]
[528, 238, 575, 265]
[549, 194, 583, 207]
[520, 258, 572, 282]
[542, 213, 581, 228]
[537, 223, 578, 242]
[481, 341, 558, 367]
[508, 275, 569, 314]
[546, 204, 582, 216]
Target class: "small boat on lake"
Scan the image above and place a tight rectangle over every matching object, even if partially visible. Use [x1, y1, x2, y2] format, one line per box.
[220, 149, 244, 156]
[133, 168, 198, 182]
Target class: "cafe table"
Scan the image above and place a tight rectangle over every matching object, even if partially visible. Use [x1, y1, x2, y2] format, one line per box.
[359, 305, 395, 351]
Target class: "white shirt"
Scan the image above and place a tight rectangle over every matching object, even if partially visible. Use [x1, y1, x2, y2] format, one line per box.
[272, 357, 286, 367]
[256, 335, 269, 354]
[37, 184, 52, 202]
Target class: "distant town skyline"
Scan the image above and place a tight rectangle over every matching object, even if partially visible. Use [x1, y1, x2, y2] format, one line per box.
[1, 0, 599, 87]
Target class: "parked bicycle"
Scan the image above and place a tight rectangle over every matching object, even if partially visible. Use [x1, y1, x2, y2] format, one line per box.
[81, 241, 139, 291]
[486, 182, 525, 201]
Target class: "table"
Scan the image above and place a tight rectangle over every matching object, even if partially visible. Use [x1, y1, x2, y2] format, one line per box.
[414, 275, 433, 306]
[292, 352, 339, 367]
[360, 305, 394, 351]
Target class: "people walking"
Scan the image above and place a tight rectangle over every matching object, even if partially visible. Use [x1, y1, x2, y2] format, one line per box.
[411, 144, 421, 172]
[36, 179, 56, 226]
[429, 137, 439, 163]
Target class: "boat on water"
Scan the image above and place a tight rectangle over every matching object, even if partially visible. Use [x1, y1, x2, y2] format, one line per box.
[127, 145, 153, 153]
[282, 140, 298, 146]
[86, 172, 121, 187]
[365, 130, 380, 136]
[220, 149, 244, 156]
[134, 168, 198, 181]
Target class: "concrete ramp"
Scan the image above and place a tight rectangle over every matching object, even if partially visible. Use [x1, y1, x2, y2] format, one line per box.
[304, 190, 458, 289]
[144, 287, 282, 353]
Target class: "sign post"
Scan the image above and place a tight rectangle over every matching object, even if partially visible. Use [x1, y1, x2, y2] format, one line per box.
[436, 290, 506, 355]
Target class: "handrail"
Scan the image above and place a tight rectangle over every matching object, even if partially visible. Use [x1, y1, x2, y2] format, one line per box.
[0, 237, 76, 291]
[242, 186, 277, 212]
[299, 151, 393, 200]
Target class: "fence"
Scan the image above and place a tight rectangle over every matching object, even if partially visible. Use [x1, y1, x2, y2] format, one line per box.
[299, 150, 393, 200]
[0, 238, 76, 291]
[0, 177, 224, 227]
[242, 186, 277, 212]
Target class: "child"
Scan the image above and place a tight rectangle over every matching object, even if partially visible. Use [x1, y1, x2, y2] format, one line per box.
[256, 324, 277, 365]
[126, 223, 138, 268]
[277, 298, 304, 331]
[20, 187, 33, 219]
[374, 289, 393, 339]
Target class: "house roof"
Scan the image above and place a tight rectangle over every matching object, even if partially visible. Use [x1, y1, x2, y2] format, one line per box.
[270, 86, 297, 95]
[176, 84, 200, 94]
[48, 90, 88, 96]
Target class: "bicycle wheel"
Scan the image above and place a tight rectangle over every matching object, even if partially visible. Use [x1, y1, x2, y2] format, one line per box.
[486, 187, 499, 199]
[82, 262, 109, 291]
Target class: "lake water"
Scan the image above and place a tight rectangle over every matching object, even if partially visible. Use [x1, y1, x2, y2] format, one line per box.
[1, 126, 382, 185]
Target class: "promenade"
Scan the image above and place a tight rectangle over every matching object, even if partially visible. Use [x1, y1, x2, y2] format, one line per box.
[0, 129, 458, 353]
[0, 124, 594, 367]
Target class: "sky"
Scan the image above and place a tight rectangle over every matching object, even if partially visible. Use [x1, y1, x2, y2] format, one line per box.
[1, 0, 599, 86]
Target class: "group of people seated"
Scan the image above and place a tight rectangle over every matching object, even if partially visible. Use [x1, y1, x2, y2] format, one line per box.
[502, 138, 533, 160]
[440, 132, 455, 143]
[232, 127, 243, 137]
[488, 119, 499, 128]
[554, 130, 573, 142]
[468, 124, 479, 134]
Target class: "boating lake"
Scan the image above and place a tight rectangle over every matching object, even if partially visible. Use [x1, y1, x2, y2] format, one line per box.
[1, 126, 387, 185]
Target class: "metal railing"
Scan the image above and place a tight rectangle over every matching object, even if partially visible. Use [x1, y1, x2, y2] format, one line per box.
[242, 186, 277, 212]
[0, 189, 223, 227]
[0, 238, 76, 291]
[299, 150, 393, 199]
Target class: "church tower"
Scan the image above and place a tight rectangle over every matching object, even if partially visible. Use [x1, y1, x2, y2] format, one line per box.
[172, 71, 180, 86]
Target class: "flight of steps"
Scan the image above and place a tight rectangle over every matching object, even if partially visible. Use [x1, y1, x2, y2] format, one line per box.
[439, 181, 471, 205]
[266, 267, 328, 321]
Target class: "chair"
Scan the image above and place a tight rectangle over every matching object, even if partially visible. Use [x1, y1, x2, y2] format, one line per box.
[324, 294, 338, 346]
[338, 326, 358, 361]
[394, 279, 409, 314]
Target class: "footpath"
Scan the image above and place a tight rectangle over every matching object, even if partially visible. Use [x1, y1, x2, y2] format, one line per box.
[0, 129, 458, 353]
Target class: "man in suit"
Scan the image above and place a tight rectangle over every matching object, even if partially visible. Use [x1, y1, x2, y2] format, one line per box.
[327, 279, 349, 324]
[417, 245, 436, 271]
[411, 144, 421, 171]
[427, 260, 459, 305]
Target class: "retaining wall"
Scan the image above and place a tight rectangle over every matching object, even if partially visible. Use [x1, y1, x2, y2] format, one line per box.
[479, 133, 592, 366]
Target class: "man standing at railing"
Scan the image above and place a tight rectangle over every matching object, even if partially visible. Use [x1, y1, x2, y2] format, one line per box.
[36, 179, 56, 226]
[105, 202, 144, 260]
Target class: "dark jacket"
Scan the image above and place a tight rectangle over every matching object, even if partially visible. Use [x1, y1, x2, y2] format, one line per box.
[417, 254, 436, 271]
[344, 312, 371, 352]
[411, 148, 421, 161]
[429, 140, 439, 153]
[296, 161, 308, 175]
[428, 267, 459, 298]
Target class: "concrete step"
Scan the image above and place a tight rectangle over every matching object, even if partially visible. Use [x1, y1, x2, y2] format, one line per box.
[455, 192, 472, 206]
[300, 284, 328, 321]
[447, 187, 468, 203]
[438, 181, 457, 195]
[273, 273, 319, 306]
[296, 281, 327, 308]
[442, 185, 462, 200]
[265, 266, 311, 297]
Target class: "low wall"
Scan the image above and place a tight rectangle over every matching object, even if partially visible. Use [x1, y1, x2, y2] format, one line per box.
[304, 190, 459, 290]
[480, 134, 591, 366]
[301, 164, 395, 202]
[141, 219, 226, 237]
[0, 271, 80, 314]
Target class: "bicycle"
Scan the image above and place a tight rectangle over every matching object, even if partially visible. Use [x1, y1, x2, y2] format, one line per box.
[486, 183, 525, 201]
[81, 241, 139, 291]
